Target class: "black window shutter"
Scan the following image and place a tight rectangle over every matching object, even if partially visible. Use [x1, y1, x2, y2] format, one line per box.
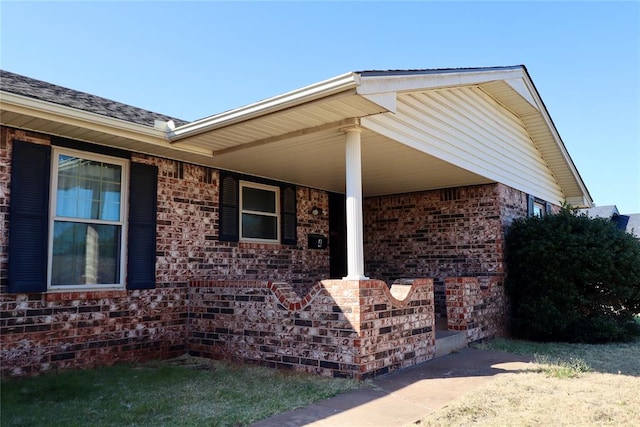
[127, 162, 158, 290]
[219, 173, 239, 242]
[527, 194, 535, 217]
[8, 141, 51, 293]
[281, 184, 297, 245]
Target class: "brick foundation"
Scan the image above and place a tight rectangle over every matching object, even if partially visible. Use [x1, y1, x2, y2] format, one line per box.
[0, 288, 188, 376]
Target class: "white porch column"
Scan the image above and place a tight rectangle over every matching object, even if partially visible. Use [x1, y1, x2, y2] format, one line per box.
[343, 126, 369, 280]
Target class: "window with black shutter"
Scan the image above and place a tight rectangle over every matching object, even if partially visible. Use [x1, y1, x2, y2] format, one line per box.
[218, 172, 297, 245]
[528, 194, 550, 217]
[239, 181, 279, 243]
[7, 139, 158, 292]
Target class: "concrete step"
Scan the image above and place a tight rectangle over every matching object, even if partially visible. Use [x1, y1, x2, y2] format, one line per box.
[435, 331, 467, 358]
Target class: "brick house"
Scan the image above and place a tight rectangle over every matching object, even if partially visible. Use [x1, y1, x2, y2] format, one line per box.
[0, 66, 592, 378]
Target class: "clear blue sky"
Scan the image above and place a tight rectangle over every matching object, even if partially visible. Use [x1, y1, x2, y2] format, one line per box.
[2, 1, 639, 213]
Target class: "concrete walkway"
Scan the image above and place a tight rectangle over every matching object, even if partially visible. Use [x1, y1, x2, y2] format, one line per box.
[251, 348, 533, 427]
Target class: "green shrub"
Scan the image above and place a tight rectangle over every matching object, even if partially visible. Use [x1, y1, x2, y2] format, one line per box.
[505, 208, 640, 343]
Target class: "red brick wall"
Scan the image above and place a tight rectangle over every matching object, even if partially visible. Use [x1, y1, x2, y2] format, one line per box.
[1, 290, 188, 376]
[0, 125, 530, 376]
[187, 279, 434, 379]
[445, 276, 507, 342]
[0, 127, 330, 376]
[364, 184, 529, 319]
[364, 184, 511, 281]
[131, 154, 330, 292]
[496, 184, 530, 231]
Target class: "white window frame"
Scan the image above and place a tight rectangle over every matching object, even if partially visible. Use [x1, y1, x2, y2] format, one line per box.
[47, 147, 129, 290]
[239, 180, 280, 244]
[533, 200, 546, 217]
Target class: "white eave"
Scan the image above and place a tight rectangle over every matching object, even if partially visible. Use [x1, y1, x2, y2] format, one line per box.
[0, 91, 214, 159]
[1, 66, 593, 207]
[167, 72, 361, 141]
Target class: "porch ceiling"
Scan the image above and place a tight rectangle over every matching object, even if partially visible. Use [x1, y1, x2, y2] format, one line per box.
[201, 125, 492, 196]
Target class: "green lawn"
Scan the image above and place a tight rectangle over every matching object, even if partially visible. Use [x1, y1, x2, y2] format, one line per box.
[1, 355, 360, 427]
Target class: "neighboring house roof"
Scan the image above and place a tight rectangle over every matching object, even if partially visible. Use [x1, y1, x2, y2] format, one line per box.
[1, 66, 593, 207]
[0, 70, 187, 127]
[579, 205, 640, 238]
[580, 205, 620, 219]
[625, 214, 640, 238]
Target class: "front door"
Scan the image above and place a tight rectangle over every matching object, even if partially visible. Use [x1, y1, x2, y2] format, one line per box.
[328, 192, 347, 279]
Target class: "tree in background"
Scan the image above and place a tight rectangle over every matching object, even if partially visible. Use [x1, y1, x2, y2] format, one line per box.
[505, 207, 640, 343]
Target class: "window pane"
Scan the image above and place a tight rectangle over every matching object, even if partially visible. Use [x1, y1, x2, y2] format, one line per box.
[56, 155, 122, 221]
[533, 202, 545, 217]
[242, 213, 277, 240]
[51, 221, 121, 285]
[242, 186, 276, 213]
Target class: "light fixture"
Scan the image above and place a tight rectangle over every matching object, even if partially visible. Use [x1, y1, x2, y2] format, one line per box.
[311, 206, 323, 216]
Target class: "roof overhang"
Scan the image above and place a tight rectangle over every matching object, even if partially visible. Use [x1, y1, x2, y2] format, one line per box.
[1, 66, 593, 207]
[0, 91, 215, 162]
[163, 66, 591, 206]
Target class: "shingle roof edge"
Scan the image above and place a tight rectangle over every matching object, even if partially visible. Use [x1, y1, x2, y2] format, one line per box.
[356, 65, 525, 77]
[0, 70, 188, 128]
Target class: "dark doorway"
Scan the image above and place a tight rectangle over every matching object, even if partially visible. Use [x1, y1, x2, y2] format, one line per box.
[328, 192, 347, 279]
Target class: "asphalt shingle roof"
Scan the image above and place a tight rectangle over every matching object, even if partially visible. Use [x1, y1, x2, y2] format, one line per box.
[1, 70, 188, 128]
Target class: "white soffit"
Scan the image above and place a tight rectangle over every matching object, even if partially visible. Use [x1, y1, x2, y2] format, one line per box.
[504, 78, 538, 110]
[360, 92, 397, 113]
[168, 72, 359, 141]
[169, 91, 390, 153]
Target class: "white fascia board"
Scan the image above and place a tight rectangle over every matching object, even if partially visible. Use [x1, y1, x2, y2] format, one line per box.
[168, 72, 359, 141]
[356, 68, 526, 95]
[521, 76, 594, 207]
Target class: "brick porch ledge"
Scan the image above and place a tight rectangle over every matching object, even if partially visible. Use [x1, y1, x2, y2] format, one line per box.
[188, 278, 435, 379]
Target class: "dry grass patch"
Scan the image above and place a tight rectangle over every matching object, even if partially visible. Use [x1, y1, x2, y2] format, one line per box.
[414, 371, 639, 426]
[412, 337, 640, 426]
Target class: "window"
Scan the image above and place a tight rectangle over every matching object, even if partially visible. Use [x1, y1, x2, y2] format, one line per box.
[240, 181, 279, 243]
[218, 172, 297, 245]
[528, 194, 551, 217]
[8, 139, 158, 293]
[49, 148, 128, 288]
[532, 200, 545, 217]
